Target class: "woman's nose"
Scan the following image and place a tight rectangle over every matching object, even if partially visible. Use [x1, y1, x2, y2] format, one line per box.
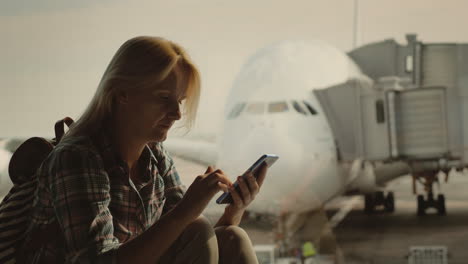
[169, 102, 182, 120]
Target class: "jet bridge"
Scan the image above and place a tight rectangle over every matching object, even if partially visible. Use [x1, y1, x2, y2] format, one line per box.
[314, 34, 468, 215]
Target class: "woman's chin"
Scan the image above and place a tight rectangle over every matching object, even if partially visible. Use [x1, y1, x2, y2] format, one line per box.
[150, 130, 168, 142]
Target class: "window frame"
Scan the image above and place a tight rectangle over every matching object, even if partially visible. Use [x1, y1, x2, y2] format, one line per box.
[302, 101, 318, 115]
[268, 101, 289, 113]
[227, 102, 246, 120]
[291, 100, 308, 115]
[245, 102, 266, 115]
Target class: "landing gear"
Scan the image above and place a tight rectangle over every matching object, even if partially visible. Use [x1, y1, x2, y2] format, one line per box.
[417, 194, 425, 216]
[364, 191, 395, 213]
[416, 192, 446, 216]
[385, 192, 395, 212]
[437, 194, 446, 215]
[413, 171, 447, 216]
[364, 193, 375, 214]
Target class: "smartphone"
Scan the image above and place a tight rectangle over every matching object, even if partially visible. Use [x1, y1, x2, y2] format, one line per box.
[216, 154, 279, 204]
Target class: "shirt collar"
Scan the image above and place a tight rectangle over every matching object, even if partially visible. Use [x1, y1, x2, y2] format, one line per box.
[91, 126, 158, 184]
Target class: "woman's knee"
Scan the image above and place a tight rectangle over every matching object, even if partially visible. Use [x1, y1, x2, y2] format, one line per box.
[158, 216, 218, 263]
[184, 215, 216, 242]
[215, 226, 258, 264]
[215, 225, 252, 247]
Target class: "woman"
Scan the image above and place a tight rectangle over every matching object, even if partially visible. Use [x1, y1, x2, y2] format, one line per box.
[22, 36, 267, 263]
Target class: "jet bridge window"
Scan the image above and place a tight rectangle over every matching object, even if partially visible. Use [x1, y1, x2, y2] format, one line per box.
[227, 102, 246, 119]
[405, 55, 414, 73]
[376, 99, 385, 123]
[246, 102, 265, 115]
[303, 101, 318, 115]
[292, 101, 307, 115]
[268, 101, 289, 113]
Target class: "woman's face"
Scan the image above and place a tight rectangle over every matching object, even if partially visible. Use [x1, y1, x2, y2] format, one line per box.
[121, 65, 188, 142]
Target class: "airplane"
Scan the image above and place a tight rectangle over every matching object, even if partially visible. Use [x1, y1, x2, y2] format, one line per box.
[168, 31, 468, 223]
[165, 34, 468, 253]
[163, 39, 418, 253]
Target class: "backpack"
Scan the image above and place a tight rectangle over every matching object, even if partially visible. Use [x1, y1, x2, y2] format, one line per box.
[0, 117, 74, 264]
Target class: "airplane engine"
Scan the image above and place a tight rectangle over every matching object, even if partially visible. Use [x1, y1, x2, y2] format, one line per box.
[0, 147, 13, 195]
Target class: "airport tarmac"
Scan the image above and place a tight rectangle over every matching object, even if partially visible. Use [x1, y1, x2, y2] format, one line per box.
[172, 156, 468, 264]
[332, 174, 468, 264]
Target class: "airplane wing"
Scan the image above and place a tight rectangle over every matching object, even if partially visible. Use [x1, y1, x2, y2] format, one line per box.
[163, 137, 218, 167]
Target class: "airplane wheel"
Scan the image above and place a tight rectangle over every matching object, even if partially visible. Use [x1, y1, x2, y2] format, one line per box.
[384, 192, 395, 213]
[364, 194, 375, 214]
[437, 194, 446, 216]
[417, 194, 425, 216]
[375, 191, 385, 204]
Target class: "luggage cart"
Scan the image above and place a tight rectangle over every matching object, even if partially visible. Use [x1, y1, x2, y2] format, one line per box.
[407, 246, 448, 264]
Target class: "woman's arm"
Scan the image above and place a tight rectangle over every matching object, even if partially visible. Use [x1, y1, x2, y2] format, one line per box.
[153, 143, 186, 216]
[113, 203, 193, 263]
[49, 146, 120, 263]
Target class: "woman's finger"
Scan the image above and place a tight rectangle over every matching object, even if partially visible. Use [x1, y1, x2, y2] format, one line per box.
[246, 172, 259, 196]
[205, 166, 215, 174]
[229, 185, 244, 208]
[207, 171, 232, 186]
[256, 163, 268, 187]
[237, 176, 251, 203]
[205, 169, 221, 178]
[217, 182, 230, 193]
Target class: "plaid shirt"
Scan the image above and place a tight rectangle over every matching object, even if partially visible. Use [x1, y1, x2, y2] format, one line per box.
[23, 130, 186, 263]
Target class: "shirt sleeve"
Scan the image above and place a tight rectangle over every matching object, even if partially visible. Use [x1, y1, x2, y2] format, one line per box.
[47, 145, 120, 264]
[153, 143, 186, 215]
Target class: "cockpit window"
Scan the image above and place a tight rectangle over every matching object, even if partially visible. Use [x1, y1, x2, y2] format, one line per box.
[292, 101, 307, 115]
[303, 101, 318, 115]
[227, 102, 246, 119]
[246, 102, 265, 115]
[268, 101, 289, 113]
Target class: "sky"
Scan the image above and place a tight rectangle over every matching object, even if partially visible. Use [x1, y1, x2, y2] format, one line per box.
[1, 0, 468, 138]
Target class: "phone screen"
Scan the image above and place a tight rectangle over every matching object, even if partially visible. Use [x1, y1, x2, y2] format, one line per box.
[216, 154, 279, 204]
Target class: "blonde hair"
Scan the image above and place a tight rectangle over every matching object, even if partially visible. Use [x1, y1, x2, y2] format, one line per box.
[64, 36, 200, 139]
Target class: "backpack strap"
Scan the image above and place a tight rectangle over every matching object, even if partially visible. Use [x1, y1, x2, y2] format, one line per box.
[54, 117, 74, 144]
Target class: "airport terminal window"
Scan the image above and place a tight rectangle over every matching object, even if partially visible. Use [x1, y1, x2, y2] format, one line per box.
[303, 101, 318, 115]
[268, 101, 289, 113]
[227, 102, 246, 119]
[292, 100, 307, 115]
[246, 102, 265, 115]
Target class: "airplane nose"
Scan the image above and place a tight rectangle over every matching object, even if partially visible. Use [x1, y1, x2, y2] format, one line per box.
[219, 125, 299, 180]
[217, 122, 331, 215]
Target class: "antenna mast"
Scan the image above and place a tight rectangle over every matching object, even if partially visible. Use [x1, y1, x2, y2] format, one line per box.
[353, 0, 360, 49]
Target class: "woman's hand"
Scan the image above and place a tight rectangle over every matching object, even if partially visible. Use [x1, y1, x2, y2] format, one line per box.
[228, 162, 268, 210]
[177, 166, 233, 221]
[216, 163, 268, 226]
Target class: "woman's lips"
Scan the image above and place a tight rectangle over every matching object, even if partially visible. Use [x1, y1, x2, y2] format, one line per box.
[158, 123, 172, 129]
